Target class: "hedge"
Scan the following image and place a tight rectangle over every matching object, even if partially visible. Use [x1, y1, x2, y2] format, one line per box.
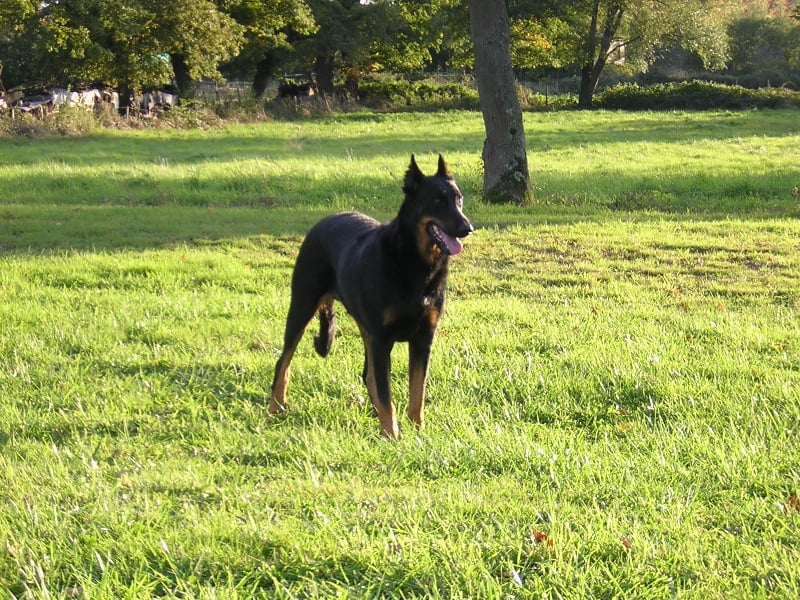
[596, 80, 800, 110]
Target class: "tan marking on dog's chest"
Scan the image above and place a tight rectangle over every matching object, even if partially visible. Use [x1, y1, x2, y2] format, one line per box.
[383, 308, 398, 328]
[416, 218, 442, 265]
[423, 306, 441, 329]
[382, 302, 440, 330]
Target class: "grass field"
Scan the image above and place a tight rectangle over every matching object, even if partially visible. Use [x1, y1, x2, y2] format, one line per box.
[1, 109, 799, 598]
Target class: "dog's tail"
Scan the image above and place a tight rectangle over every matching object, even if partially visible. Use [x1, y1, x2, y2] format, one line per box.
[313, 300, 335, 357]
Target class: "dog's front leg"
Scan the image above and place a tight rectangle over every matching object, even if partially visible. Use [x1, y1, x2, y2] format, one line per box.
[360, 330, 399, 438]
[407, 338, 432, 430]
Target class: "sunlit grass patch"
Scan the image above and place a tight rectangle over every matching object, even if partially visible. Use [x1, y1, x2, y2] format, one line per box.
[1, 110, 799, 597]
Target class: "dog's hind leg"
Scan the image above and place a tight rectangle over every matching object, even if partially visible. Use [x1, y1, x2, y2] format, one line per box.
[314, 297, 335, 357]
[269, 349, 296, 414]
[268, 329, 303, 415]
[359, 327, 399, 438]
[270, 233, 336, 414]
[269, 293, 327, 414]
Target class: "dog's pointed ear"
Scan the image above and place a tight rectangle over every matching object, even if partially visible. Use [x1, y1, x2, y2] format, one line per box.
[437, 154, 451, 178]
[404, 154, 424, 193]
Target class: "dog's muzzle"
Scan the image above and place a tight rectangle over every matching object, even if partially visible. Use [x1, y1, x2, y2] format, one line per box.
[428, 221, 473, 255]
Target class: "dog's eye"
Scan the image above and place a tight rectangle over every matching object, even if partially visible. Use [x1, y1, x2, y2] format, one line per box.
[455, 195, 463, 210]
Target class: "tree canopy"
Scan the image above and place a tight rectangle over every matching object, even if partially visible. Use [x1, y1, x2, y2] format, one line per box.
[1, 0, 798, 107]
[0, 0, 243, 96]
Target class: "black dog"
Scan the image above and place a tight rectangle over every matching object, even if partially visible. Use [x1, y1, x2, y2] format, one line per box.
[269, 155, 474, 438]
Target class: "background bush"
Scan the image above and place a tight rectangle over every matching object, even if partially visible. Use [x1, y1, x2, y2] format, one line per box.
[356, 75, 480, 110]
[596, 80, 800, 110]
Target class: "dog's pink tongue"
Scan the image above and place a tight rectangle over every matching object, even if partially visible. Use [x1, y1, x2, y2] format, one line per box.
[442, 231, 463, 255]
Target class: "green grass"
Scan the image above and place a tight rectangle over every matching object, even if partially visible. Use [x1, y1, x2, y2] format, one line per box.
[1, 110, 799, 598]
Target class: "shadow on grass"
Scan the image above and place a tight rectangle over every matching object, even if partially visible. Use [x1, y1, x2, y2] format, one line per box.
[3, 110, 796, 167]
[0, 204, 330, 253]
[1, 108, 798, 253]
[5, 200, 800, 255]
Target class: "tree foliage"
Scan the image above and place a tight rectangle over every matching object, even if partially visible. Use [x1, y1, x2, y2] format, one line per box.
[504, 0, 738, 107]
[509, 15, 573, 70]
[1, 0, 798, 105]
[222, 0, 317, 97]
[288, 0, 446, 96]
[0, 0, 243, 93]
[157, 0, 244, 95]
[729, 11, 800, 76]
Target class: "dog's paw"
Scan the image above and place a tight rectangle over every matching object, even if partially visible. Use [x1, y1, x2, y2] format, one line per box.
[267, 398, 288, 415]
[380, 422, 401, 440]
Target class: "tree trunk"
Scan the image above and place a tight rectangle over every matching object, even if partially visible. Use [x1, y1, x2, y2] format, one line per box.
[578, 0, 624, 109]
[468, 0, 531, 204]
[170, 54, 195, 98]
[578, 0, 601, 109]
[579, 58, 608, 108]
[118, 84, 136, 116]
[578, 64, 595, 108]
[314, 55, 335, 97]
[252, 56, 275, 98]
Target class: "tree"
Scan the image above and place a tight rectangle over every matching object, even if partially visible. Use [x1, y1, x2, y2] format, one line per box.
[571, 0, 735, 107]
[222, 0, 317, 98]
[0, 0, 243, 99]
[289, 0, 443, 97]
[430, 0, 473, 69]
[152, 0, 244, 97]
[468, 0, 531, 204]
[728, 10, 800, 79]
[509, 15, 572, 71]
[506, 0, 736, 108]
[364, 0, 446, 73]
[0, 0, 125, 90]
[0, 1, 37, 90]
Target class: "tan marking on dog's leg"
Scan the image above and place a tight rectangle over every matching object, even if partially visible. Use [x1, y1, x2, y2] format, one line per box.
[407, 358, 427, 429]
[360, 328, 399, 439]
[365, 364, 399, 438]
[408, 333, 435, 430]
[408, 310, 439, 429]
[270, 291, 335, 415]
[269, 357, 292, 414]
[425, 308, 441, 330]
[269, 330, 304, 414]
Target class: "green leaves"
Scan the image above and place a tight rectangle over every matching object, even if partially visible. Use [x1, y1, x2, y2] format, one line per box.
[1, 0, 244, 91]
[510, 16, 573, 70]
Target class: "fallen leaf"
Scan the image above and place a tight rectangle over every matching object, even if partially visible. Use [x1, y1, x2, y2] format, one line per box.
[531, 529, 553, 547]
[620, 536, 633, 551]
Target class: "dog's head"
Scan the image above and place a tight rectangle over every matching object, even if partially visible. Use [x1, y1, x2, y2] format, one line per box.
[401, 154, 474, 264]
